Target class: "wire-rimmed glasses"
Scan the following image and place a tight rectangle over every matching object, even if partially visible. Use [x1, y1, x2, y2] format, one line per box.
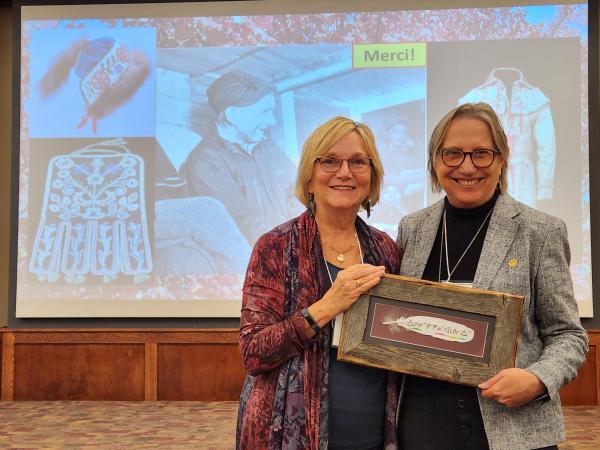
[315, 156, 372, 173]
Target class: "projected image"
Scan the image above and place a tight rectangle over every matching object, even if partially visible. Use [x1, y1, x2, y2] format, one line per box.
[16, 3, 591, 317]
[427, 37, 586, 298]
[459, 66, 557, 209]
[364, 100, 427, 235]
[176, 68, 302, 245]
[154, 196, 250, 277]
[155, 45, 426, 246]
[27, 138, 154, 287]
[27, 27, 156, 137]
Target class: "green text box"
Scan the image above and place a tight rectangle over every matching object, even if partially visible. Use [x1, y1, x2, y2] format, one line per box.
[353, 43, 426, 68]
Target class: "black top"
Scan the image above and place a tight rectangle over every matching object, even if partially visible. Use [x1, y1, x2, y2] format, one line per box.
[327, 262, 387, 450]
[399, 190, 500, 450]
[423, 189, 500, 283]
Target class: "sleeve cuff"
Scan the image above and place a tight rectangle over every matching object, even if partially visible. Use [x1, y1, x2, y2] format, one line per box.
[526, 366, 558, 401]
[291, 311, 319, 347]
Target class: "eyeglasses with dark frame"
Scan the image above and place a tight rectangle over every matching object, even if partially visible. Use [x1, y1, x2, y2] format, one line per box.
[440, 148, 500, 168]
[315, 156, 373, 173]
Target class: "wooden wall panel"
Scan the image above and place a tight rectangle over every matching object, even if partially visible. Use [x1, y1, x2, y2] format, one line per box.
[157, 343, 245, 401]
[1, 329, 598, 404]
[560, 344, 597, 406]
[13, 344, 145, 400]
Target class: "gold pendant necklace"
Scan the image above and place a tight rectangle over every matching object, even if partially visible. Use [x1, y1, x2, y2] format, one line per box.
[328, 231, 357, 263]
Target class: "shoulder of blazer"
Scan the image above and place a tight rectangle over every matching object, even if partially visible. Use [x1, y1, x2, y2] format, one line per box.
[400, 199, 444, 226]
[491, 195, 570, 274]
[496, 193, 565, 232]
[398, 200, 444, 248]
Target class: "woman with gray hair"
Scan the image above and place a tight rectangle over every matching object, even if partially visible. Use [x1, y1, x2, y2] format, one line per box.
[395, 102, 588, 450]
[237, 116, 402, 449]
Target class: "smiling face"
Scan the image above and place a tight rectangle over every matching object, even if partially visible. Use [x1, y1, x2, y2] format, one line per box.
[435, 116, 504, 208]
[308, 131, 372, 218]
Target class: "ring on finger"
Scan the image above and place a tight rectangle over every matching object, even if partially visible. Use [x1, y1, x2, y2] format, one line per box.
[355, 279, 363, 288]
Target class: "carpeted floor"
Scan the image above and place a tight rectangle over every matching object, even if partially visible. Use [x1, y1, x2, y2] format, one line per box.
[560, 406, 600, 450]
[0, 402, 597, 449]
[0, 401, 238, 449]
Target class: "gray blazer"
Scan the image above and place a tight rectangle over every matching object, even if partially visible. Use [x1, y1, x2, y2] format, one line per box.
[396, 193, 588, 450]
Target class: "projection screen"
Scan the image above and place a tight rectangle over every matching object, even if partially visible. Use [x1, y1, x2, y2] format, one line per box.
[16, 0, 592, 317]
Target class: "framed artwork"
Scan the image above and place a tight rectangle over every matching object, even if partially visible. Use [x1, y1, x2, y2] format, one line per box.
[338, 274, 524, 386]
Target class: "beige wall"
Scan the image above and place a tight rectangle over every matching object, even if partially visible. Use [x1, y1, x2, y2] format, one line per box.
[0, 8, 12, 327]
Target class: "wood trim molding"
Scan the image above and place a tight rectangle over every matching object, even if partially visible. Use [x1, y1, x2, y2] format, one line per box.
[592, 331, 600, 405]
[7, 329, 240, 344]
[145, 342, 158, 401]
[1, 331, 14, 401]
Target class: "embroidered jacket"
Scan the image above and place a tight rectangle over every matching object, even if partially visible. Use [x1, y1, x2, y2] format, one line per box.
[459, 68, 556, 207]
[236, 211, 402, 449]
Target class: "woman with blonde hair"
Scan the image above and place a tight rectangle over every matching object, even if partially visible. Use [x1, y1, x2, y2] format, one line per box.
[237, 116, 402, 449]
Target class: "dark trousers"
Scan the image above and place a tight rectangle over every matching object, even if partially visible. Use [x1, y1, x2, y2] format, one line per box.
[397, 376, 559, 450]
[398, 376, 487, 450]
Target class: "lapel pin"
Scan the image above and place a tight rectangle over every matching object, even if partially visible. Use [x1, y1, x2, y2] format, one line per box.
[508, 258, 518, 268]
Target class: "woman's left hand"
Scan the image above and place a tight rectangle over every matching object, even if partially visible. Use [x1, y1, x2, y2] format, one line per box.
[478, 368, 546, 408]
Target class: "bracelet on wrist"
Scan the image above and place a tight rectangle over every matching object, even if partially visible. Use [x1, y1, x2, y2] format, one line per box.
[301, 307, 321, 334]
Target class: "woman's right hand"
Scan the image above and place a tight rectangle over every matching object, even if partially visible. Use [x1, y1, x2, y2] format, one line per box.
[306, 264, 386, 332]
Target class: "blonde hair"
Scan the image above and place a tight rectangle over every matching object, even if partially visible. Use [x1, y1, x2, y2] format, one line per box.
[428, 102, 509, 192]
[295, 116, 384, 211]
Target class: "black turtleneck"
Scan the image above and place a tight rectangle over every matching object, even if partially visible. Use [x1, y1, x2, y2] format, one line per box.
[422, 189, 500, 283]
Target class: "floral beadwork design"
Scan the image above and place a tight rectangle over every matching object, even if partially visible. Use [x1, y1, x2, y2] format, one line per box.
[80, 42, 131, 105]
[49, 154, 139, 221]
[29, 139, 152, 283]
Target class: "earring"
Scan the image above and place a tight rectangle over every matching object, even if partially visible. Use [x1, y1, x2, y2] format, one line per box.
[365, 199, 371, 218]
[308, 193, 315, 216]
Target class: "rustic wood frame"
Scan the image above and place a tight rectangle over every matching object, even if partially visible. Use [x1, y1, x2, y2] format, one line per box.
[337, 274, 524, 386]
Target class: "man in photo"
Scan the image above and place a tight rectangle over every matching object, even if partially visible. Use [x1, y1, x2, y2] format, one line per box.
[181, 69, 302, 243]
